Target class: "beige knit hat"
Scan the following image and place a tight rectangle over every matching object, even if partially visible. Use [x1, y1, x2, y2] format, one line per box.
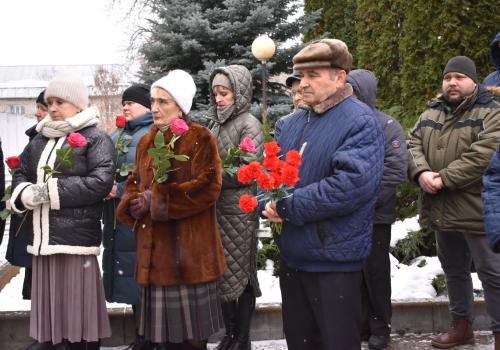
[293, 39, 353, 73]
[45, 74, 89, 110]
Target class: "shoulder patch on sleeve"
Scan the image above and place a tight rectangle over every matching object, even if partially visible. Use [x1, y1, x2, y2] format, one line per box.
[391, 139, 401, 149]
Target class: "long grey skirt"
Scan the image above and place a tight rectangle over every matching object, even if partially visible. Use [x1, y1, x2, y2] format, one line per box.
[30, 254, 111, 343]
[137, 282, 223, 343]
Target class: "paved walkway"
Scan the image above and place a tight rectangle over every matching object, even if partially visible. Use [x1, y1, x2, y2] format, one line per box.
[102, 332, 495, 349]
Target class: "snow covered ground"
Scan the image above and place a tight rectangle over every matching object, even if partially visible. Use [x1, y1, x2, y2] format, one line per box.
[0, 216, 485, 311]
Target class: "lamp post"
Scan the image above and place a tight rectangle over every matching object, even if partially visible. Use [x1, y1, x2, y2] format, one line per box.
[251, 34, 276, 133]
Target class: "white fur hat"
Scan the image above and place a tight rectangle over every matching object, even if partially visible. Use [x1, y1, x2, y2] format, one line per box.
[45, 74, 89, 110]
[151, 69, 196, 114]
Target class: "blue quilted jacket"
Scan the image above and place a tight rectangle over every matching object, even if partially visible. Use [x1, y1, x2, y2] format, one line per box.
[274, 90, 384, 272]
[102, 112, 153, 304]
[483, 149, 500, 252]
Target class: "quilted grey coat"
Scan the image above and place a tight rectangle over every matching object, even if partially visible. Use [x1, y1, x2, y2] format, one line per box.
[206, 65, 263, 301]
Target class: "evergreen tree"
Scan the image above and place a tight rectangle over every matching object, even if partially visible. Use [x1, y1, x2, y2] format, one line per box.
[400, 0, 499, 126]
[356, 0, 404, 121]
[304, 0, 357, 63]
[137, 0, 317, 125]
[312, 0, 499, 128]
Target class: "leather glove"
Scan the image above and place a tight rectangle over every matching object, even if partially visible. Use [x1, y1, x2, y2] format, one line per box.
[129, 190, 152, 220]
[21, 183, 50, 210]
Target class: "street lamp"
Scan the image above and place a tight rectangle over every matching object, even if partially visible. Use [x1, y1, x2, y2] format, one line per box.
[251, 34, 276, 133]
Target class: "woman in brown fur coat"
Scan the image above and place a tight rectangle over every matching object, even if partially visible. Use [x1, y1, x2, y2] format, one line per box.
[117, 70, 227, 350]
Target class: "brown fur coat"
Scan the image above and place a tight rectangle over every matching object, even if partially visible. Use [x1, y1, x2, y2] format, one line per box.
[117, 122, 227, 286]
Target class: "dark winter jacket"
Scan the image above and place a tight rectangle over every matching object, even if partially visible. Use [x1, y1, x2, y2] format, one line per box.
[0, 138, 5, 246]
[483, 148, 500, 252]
[117, 123, 227, 286]
[408, 86, 500, 234]
[483, 32, 500, 87]
[102, 112, 152, 304]
[206, 65, 263, 301]
[25, 124, 38, 140]
[10, 110, 115, 255]
[6, 124, 38, 267]
[273, 84, 385, 272]
[347, 69, 408, 224]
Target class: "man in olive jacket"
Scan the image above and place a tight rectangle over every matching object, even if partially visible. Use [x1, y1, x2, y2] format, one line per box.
[408, 56, 500, 349]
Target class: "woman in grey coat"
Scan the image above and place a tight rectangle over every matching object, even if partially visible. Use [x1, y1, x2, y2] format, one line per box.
[9, 75, 114, 350]
[206, 65, 264, 350]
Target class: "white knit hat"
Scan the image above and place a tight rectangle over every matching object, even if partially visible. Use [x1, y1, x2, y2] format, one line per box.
[151, 70, 196, 114]
[45, 74, 89, 110]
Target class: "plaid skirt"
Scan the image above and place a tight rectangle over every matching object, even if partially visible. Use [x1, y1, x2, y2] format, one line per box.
[137, 282, 223, 343]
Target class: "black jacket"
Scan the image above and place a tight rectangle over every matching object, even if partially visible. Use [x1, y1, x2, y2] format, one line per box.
[0, 138, 5, 246]
[25, 124, 38, 141]
[348, 69, 408, 224]
[6, 123, 38, 267]
[484, 32, 500, 87]
[11, 124, 115, 255]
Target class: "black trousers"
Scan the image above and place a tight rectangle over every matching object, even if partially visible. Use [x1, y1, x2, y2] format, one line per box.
[280, 260, 362, 350]
[22, 267, 32, 300]
[361, 224, 392, 338]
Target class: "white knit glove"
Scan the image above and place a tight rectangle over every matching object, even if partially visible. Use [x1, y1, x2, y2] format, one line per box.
[21, 183, 50, 210]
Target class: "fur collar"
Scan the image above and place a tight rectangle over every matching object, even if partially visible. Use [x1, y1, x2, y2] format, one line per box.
[307, 84, 353, 114]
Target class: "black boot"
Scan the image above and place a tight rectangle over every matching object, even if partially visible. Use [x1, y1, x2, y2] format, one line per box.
[82, 340, 100, 350]
[181, 340, 207, 350]
[126, 334, 152, 350]
[151, 343, 168, 350]
[26, 341, 54, 350]
[215, 301, 237, 350]
[58, 340, 81, 350]
[229, 286, 255, 350]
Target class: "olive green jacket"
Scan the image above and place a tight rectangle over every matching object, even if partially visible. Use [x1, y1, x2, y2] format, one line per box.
[408, 87, 500, 234]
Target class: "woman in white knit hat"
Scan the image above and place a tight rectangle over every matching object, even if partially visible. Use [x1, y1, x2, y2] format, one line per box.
[117, 69, 227, 350]
[9, 74, 114, 350]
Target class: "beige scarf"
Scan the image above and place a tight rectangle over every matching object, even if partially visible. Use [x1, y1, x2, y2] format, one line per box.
[36, 106, 100, 138]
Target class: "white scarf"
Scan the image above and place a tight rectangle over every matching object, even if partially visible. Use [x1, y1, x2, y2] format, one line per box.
[36, 106, 100, 138]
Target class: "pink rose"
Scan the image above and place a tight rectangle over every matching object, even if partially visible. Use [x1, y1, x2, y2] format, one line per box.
[170, 118, 189, 136]
[67, 132, 88, 148]
[239, 136, 256, 153]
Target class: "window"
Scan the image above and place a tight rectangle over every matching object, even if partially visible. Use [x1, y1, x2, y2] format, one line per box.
[10, 105, 25, 115]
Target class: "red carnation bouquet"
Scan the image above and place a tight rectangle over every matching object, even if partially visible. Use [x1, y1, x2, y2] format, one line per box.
[237, 141, 302, 234]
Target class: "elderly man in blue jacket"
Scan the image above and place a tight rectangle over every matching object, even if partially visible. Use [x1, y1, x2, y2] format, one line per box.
[264, 39, 385, 350]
